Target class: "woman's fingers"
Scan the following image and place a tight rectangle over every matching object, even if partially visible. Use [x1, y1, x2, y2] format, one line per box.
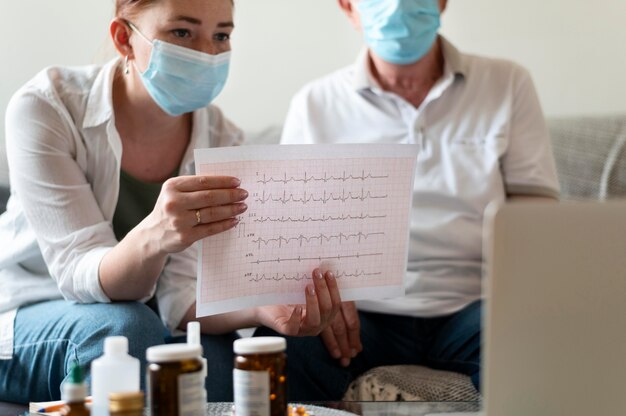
[299, 269, 341, 336]
[302, 283, 321, 334]
[150, 175, 248, 254]
[284, 306, 303, 336]
[171, 187, 247, 211]
[185, 188, 249, 210]
[193, 202, 247, 226]
[313, 269, 334, 322]
[190, 217, 241, 241]
[324, 270, 341, 321]
[172, 175, 241, 192]
[164, 176, 247, 212]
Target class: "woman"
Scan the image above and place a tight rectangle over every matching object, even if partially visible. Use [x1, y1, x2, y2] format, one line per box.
[0, 0, 340, 403]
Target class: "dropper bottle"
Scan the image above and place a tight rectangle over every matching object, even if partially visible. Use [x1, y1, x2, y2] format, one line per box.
[91, 336, 140, 416]
[187, 321, 208, 403]
[61, 362, 90, 416]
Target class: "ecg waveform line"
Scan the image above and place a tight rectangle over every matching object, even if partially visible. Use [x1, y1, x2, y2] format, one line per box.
[237, 221, 246, 238]
[250, 252, 383, 265]
[252, 231, 385, 248]
[254, 189, 388, 205]
[256, 170, 389, 185]
[247, 269, 383, 282]
[252, 213, 387, 224]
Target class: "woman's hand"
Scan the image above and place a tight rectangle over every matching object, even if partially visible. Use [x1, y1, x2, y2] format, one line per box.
[147, 175, 248, 254]
[255, 269, 341, 336]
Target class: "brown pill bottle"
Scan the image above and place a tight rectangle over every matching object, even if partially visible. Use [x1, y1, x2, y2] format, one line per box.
[146, 344, 204, 416]
[233, 337, 287, 416]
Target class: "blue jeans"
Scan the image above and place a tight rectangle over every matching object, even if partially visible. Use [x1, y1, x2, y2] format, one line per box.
[255, 300, 482, 401]
[0, 300, 238, 404]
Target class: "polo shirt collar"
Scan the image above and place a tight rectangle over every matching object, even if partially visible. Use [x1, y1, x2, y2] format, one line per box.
[353, 35, 468, 92]
[440, 36, 468, 77]
[82, 59, 119, 129]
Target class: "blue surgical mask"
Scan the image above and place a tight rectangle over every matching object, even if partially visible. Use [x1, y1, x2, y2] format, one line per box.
[356, 0, 441, 65]
[129, 22, 230, 116]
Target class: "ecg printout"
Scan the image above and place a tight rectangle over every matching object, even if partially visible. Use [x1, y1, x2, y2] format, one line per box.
[194, 144, 418, 316]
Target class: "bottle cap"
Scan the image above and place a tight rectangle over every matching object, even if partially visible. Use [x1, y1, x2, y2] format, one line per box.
[233, 337, 286, 354]
[146, 344, 202, 362]
[109, 391, 144, 412]
[61, 362, 87, 402]
[104, 336, 129, 356]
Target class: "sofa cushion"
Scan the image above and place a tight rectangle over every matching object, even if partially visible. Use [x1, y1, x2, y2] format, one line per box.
[548, 114, 626, 201]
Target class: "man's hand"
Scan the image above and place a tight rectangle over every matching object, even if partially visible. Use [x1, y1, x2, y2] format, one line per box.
[320, 301, 362, 367]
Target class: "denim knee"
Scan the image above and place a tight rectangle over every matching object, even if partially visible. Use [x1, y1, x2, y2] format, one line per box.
[78, 302, 165, 360]
[67, 302, 165, 390]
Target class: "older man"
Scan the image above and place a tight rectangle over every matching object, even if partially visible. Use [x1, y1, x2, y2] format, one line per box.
[271, 0, 559, 400]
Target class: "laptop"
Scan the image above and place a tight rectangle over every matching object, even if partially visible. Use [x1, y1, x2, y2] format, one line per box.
[477, 200, 626, 416]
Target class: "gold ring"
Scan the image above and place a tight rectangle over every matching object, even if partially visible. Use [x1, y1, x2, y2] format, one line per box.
[195, 209, 201, 224]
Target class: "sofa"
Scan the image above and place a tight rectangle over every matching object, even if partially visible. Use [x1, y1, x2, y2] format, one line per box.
[0, 114, 625, 405]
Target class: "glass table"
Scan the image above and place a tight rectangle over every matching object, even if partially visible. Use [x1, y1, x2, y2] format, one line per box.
[205, 401, 481, 416]
[4, 401, 481, 416]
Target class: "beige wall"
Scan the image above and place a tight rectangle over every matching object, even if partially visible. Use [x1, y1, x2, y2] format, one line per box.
[441, 0, 626, 119]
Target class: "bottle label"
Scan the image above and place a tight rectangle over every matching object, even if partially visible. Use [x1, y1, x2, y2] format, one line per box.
[178, 371, 205, 416]
[233, 369, 270, 416]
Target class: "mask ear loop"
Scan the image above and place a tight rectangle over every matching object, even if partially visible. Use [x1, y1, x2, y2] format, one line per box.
[126, 21, 153, 45]
[124, 21, 152, 76]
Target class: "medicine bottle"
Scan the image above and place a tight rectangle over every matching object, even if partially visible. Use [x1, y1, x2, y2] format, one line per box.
[91, 336, 139, 416]
[146, 344, 204, 416]
[233, 337, 287, 416]
[186, 321, 208, 404]
[60, 362, 90, 416]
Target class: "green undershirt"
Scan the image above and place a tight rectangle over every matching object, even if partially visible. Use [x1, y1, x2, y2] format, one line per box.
[112, 169, 177, 316]
[112, 169, 173, 241]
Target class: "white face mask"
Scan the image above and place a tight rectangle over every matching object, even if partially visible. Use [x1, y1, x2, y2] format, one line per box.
[129, 22, 231, 116]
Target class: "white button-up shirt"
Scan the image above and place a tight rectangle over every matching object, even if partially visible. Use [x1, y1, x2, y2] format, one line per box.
[0, 59, 243, 358]
[281, 38, 560, 318]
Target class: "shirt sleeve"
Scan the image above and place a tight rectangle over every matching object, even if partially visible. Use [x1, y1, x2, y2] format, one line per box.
[5, 87, 113, 303]
[502, 67, 560, 199]
[280, 91, 315, 145]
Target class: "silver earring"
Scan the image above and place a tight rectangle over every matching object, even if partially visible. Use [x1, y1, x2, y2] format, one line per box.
[124, 56, 130, 75]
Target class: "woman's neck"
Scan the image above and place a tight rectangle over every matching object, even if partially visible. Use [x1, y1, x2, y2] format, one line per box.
[112, 62, 192, 182]
[369, 38, 445, 108]
[112, 65, 190, 144]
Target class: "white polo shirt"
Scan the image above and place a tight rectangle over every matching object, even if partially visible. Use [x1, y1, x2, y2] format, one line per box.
[281, 37, 559, 318]
[0, 59, 243, 358]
